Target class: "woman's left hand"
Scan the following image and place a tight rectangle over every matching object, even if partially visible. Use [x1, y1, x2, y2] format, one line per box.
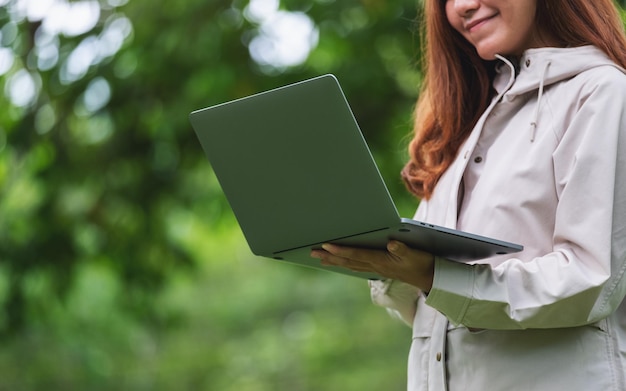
[311, 241, 435, 292]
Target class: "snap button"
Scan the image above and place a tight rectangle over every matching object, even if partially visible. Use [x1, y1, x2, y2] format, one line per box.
[436, 352, 442, 362]
[525, 58, 531, 67]
[474, 156, 483, 163]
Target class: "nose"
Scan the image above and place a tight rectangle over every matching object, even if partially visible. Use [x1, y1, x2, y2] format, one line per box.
[450, 0, 480, 16]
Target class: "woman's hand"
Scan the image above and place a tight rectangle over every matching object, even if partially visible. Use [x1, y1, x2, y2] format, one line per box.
[311, 241, 435, 292]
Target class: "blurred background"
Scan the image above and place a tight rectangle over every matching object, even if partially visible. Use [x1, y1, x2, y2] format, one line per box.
[0, 0, 624, 390]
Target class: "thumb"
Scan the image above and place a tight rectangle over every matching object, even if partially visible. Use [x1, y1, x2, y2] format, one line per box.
[387, 240, 407, 255]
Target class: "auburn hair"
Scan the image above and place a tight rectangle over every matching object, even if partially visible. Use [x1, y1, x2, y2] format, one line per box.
[401, 0, 626, 199]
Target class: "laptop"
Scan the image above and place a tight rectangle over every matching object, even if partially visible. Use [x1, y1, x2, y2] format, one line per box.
[189, 74, 523, 279]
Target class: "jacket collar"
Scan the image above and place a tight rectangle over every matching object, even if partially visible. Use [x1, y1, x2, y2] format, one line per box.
[494, 45, 621, 98]
[493, 46, 624, 142]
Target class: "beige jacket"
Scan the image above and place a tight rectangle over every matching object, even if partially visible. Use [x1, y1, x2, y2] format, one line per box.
[371, 46, 626, 390]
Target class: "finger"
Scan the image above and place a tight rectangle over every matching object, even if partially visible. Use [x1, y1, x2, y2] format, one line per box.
[310, 248, 353, 265]
[311, 247, 381, 273]
[321, 243, 345, 255]
[310, 247, 353, 261]
[325, 258, 375, 272]
[321, 243, 378, 262]
[310, 249, 327, 260]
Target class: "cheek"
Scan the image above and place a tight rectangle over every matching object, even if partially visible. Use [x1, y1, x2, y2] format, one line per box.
[444, 4, 464, 35]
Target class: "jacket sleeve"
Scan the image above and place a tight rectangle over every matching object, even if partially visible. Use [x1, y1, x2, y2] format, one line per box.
[369, 279, 420, 327]
[425, 69, 626, 330]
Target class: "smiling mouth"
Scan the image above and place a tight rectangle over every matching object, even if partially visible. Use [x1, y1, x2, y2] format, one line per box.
[466, 14, 498, 32]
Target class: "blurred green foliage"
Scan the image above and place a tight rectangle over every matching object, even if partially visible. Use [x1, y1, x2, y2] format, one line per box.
[1, 0, 625, 389]
[0, 0, 420, 389]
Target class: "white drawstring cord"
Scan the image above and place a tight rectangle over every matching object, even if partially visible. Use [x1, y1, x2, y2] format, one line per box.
[494, 54, 517, 97]
[530, 61, 551, 142]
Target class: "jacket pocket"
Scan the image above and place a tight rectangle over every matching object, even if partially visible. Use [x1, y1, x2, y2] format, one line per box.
[412, 294, 438, 338]
[445, 324, 619, 390]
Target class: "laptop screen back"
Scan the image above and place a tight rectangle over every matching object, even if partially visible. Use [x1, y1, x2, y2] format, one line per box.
[189, 75, 401, 256]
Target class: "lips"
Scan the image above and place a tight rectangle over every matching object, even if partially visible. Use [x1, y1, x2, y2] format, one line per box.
[465, 13, 498, 32]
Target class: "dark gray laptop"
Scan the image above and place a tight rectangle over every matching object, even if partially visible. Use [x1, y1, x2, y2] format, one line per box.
[189, 74, 522, 279]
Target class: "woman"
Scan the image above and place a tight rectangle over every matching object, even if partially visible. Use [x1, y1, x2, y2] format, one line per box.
[311, 0, 626, 389]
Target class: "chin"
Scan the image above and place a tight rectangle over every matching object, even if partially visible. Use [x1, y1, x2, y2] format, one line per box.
[475, 50, 499, 61]
[474, 43, 508, 61]
[472, 41, 507, 61]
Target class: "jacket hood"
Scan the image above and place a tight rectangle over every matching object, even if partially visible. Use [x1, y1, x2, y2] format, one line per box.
[493, 46, 625, 142]
[494, 45, 623, 97]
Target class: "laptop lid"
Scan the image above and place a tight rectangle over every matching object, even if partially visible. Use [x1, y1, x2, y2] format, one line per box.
[190, 74, 401, 256]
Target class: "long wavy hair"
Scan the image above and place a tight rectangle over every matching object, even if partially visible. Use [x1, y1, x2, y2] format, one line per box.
[401, 0, 626, 199]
